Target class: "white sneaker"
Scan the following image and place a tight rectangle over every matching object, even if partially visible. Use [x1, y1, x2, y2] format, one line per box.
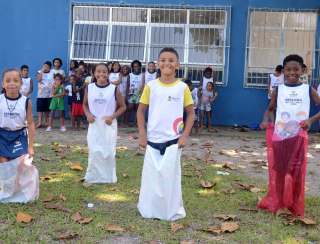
[60, 126, 66, 132]
[46, 127, 52, 132]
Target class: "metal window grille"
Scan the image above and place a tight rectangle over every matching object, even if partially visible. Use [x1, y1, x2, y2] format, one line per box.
[244, 8, 320, 88]
[69, 4, 231, 85]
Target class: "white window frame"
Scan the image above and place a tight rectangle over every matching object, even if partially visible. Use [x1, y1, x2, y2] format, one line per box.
[69, 4, 231, 85]
[244, 8, 319, 89]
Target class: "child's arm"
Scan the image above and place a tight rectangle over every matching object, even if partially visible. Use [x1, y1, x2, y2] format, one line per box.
[261, 89, 277, 129]
[28, 79, 34, 97]
[310, 87, 320, 105]
[26, 100, 35, 157]
[83, 86, 96, 123]
[137, 103, 148, 148]
[178, 105, 195, 148]
[104, 88, 126, 125]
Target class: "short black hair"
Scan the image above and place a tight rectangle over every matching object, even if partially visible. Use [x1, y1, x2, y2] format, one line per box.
[158, 47, 179, 60]
[20, 65, 29, 70]
[52, 57, 63, 66]
[203, 67, 213, 74]
[54, 73, 64, 80]
[70, 60, 79, 69]
[184, 79, 192, 86]
[148, 61, 156, 65]
[131, 60, 142, 69]
[283, 54, 304, 67]
[275, 65, 283, 72]
[44, 61, 52, 68]
[302, 63, 307, 69]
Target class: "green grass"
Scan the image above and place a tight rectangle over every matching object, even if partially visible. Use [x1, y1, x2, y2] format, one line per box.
[0, 142, 319, 243]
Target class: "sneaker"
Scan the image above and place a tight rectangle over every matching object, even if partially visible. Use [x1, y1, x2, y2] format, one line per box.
[45, 127, 52, 132]
[60, 126, 66, 132]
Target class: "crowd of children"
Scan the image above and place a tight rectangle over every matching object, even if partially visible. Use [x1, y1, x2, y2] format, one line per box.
[1, 48, 320, 224]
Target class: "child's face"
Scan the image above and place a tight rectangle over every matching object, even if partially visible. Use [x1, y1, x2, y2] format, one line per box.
[54, 77, 62, 86]
[21, 68, 29, 78]
[70, 76, 76, 84]
[284, 61, 303, 84]
[54, 60, 61, 69]
[113, 63, 121, 73]
[121, 66, 129, 76]
[132, 63, 141, 74]
[94, 65, 108, 83]
[148, 63, 156, 73]
[204, 70, 212, 79]
[158, 52, 179, 77]
[207, 83, 214, 91]
[2, 71, 22, 94]
[42, 64, 51, 73]
[79, 65, 86, 74]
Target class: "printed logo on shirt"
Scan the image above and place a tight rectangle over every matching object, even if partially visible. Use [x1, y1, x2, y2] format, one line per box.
[168, 96, 180, 102]
[172, 117, 184, 135]
[285, 91, 303, 106]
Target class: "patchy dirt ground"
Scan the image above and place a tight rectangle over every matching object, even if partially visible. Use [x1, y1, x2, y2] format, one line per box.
[36, 123, 320, 196]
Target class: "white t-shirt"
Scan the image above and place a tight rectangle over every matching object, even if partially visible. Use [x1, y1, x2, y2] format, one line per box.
[0, 94, 28, 131]
[87, 83, 116, 119]
[129, 73, 143, 95]
[274, 83, 310, 140]
[119, 75, 128, 97]
[140, 79, 193, 143]
[52, 68, 65, 77]
[191, 88, 199, 109]
[65, 84, 72, 97]
[202, 77, 214, 91]
[109, 72, 120, 84]
[20, 77, 31, 97]
[37, 70, 54, 98]
[269, 73, 284, 99]
[144, 71, 157, 85]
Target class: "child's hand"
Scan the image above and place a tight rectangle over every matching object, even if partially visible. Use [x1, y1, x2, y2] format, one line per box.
[178, 135, 188, 148]
[86, 113, 96, 123]
[300, 119, 311, 131]
[28, 146, 34, 157]
[139, 134, 147, 149]
[104, 116, 113, 125]
[260, 122, 268, 130]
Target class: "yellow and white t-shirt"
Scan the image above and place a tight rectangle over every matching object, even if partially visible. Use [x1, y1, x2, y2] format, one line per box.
[140, 79, 193, 143]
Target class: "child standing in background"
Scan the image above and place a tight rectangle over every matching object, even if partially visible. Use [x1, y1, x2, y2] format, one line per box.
[200, 82, 217, 132]
[36, 61, 54, 128]
[47, 74, 66, 132]
[127, 60, 144, 126]
[109, 62, 122, 85]
[72, 71, 85, 130]
[20, 65, 33, 98]
[52, 58, 65, 78]
[201, 67, 214, 91]
[268, 65, 284, 99]
[144, 61, 157, 85]
[68, 60, 79, 76]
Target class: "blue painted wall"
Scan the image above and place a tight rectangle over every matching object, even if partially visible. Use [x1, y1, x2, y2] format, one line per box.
[0, 0, 319, 126]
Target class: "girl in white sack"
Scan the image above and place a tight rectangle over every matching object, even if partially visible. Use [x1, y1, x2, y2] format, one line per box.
[83, 63, 126, 184]
[0, 69, 38, 203]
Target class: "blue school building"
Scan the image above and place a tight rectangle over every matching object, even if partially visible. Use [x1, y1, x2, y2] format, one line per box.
[1, 0, 319, 127]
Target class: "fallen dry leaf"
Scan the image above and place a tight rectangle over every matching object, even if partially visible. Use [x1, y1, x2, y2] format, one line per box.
[180, 240, 195, 244]
[213, 214, 237, 221]
[200, 142, 213, 149]
[206, 225, 222, 234]
[239, 207, 258, 212]
[219, 149, 237, 157]
[71, 212, 93, 225]
[56, 232, 79, 240]
[222, 163, 237, 170]
[105, 224, 125, 232]
[69, 162, 83, 171]
[59, 194, 67, 201]
[43, 194, 55, 203]
[116, 146, 128, 151]
[171, 223, 184, 233]
[40, 175, 52, 181]
[40, 156, 50, 161]
[220, 222, 239, 233]
[295, 217, 317, 225]
[44, 203, 71, 213]
[200, 180, 216, 189]
[233, 182, 261, 193]
[16, 212, 33, 223]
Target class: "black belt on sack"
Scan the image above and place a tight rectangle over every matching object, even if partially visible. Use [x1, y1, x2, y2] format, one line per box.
[147, 138, 179, 155]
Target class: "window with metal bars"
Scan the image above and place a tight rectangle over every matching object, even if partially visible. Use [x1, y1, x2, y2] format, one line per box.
[69, 5, 231, 85]
[244, 9, 319, 88]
